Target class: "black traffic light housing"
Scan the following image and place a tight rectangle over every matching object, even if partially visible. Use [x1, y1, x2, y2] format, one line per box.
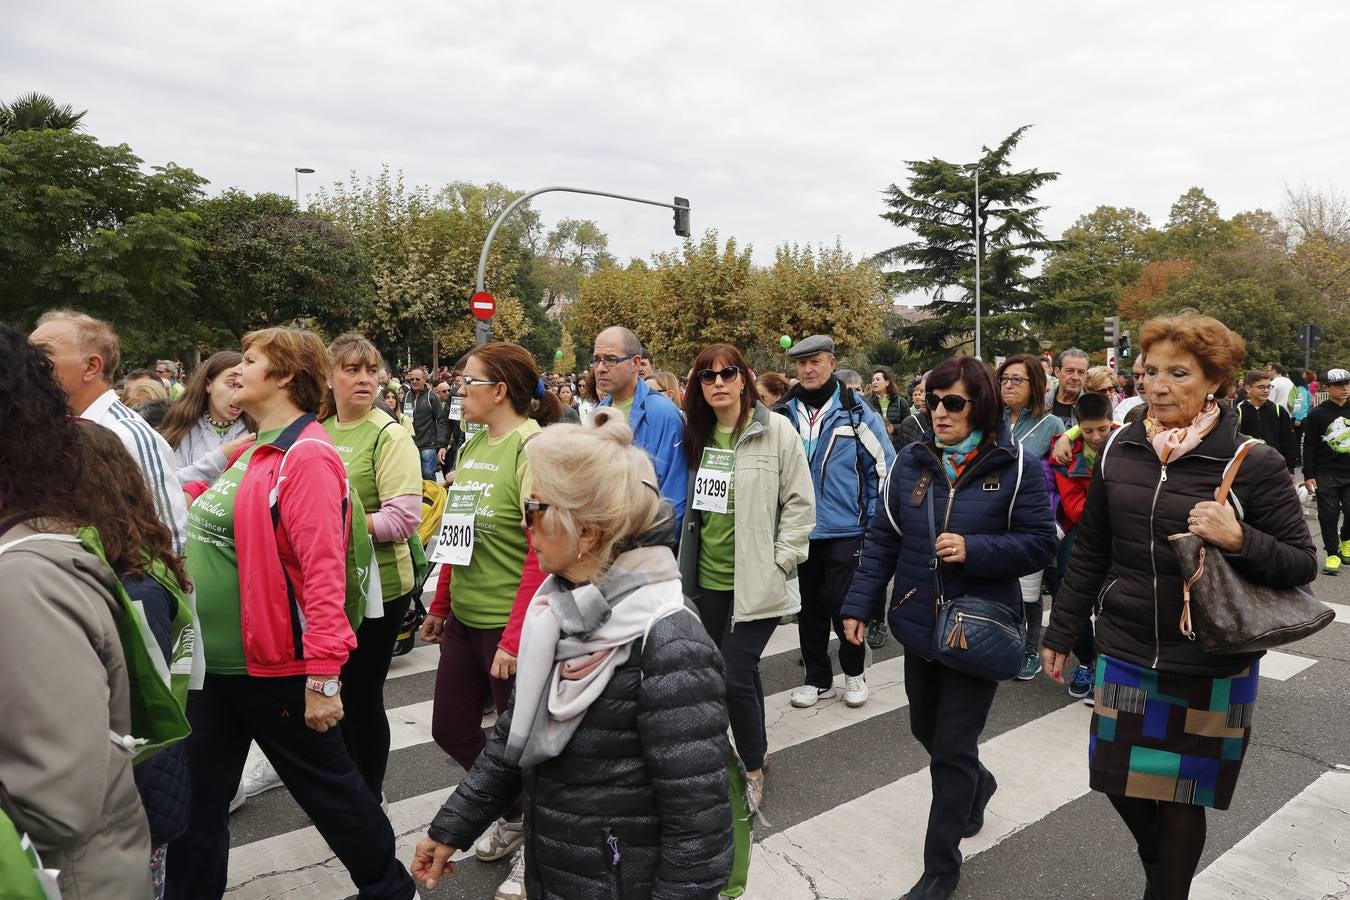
[1119, 331, 1132, 359]
[1103, 315, 1121, 346]
[673, 197, 691, 238]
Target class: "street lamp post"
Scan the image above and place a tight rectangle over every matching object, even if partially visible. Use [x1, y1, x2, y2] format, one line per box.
[963, 162, 982, 361]
[294, 167, 315, 206]
[472, 186, 690, 344]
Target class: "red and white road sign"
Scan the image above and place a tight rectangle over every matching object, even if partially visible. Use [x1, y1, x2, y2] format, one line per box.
[471, 291, 496, 320]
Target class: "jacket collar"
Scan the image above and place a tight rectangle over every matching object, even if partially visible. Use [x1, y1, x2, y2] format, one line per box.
[908, 424, 1016, 478]
[268, 413, 319, 454]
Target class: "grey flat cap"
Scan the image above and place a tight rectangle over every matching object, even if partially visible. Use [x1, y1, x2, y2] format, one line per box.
[787, 334, 835, 359]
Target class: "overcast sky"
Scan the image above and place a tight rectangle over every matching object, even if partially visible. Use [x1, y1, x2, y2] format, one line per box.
[8, 1, 1350, 277]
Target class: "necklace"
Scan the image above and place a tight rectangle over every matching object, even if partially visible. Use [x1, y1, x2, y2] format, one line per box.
[206, 412, 234, 437]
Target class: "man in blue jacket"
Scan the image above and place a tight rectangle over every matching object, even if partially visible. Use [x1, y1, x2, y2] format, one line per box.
[777, 335, 894, 709]
[594, 326, 688, 529]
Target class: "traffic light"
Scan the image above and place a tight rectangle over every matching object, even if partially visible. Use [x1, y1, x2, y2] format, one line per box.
[673, 197, 691, 238]
[1103, 315, 1121, 347]
[1119, 330, 1132, 358]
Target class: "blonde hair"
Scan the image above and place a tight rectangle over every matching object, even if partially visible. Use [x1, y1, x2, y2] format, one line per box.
[524, 416, 667, 571]
[37, 308, 121, 383]
[318, 333, 383, 421]
[1085, 365, 1116, 393]
[122, 376, 168, 406]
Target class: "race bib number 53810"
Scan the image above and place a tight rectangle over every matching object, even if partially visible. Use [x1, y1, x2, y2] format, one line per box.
[692, 448, 735, 514]
[430, 486, 482, 566]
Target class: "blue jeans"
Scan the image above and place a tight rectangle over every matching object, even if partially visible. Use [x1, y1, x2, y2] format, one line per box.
[419, 447, 438, 481]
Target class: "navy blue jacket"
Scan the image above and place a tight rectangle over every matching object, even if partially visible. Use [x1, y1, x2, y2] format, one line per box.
[841, 428, 1058, 658]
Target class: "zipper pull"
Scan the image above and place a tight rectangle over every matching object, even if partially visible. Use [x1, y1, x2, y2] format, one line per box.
[1160, 465, 1168, 482]
[607, 834, 621, 867]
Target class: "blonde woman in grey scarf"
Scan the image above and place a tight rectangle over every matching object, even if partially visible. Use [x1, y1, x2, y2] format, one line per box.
[412, 417, 735, 899]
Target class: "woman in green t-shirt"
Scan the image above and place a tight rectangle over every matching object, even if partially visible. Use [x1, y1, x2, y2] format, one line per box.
[320, 333, 425, 799]
[676, 342, 815, 814]
[420, 342, 563, 895]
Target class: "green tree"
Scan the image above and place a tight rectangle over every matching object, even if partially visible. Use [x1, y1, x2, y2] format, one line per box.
[187, 190, 372, 341]
[0, 91, 87, 134]
[1152, 187, 1238, 259]
[0, 128, 204, 328]
[876, 125, 1065, 360]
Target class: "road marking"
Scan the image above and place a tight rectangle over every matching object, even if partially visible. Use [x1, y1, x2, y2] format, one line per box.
[746, 702, 1094, 899]
[1326, 601, 1349, 622]
[387, 644, 439, 678]
[764, 656, 906, 755]
[1191, 769, 1350, 899]
[1258, 650, 1317, 681]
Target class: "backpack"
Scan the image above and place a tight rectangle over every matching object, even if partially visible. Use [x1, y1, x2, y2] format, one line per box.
[0, 802, 56, 900]
[270, 438, 380, 631]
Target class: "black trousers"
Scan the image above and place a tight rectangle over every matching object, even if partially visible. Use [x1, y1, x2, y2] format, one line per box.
[165, 674, 415, 900]
[1314, 475, 1350, 557]
[340, 590, 415, 798]
[797, 536, 866, 688]
[695, 589, 778, 771]
[904, 653, 999, 876]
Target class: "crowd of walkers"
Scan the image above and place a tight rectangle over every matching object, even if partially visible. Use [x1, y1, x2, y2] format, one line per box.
[0, 306, 1341, 900]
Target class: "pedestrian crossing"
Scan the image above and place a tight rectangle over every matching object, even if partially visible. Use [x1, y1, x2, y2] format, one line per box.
[224, 591, 1350, 899]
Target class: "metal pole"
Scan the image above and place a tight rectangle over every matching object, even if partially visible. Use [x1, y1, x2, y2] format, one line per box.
[473, 186, 690, 345]
[294, 170, 299, 205]
[973, 164, 981, 361]
[1305, 325, 1312, 374]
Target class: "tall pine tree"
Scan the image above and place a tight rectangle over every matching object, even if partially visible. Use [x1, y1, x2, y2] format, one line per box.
[876, 126, 1064, 361]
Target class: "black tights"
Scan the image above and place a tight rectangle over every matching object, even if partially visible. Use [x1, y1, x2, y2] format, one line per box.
[1108, 794, 1207, 899]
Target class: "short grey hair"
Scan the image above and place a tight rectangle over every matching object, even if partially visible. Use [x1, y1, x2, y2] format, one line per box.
[837, 369, 863, 388]
[1058, 347, 1089, 368]
[598, 326, 643, 357]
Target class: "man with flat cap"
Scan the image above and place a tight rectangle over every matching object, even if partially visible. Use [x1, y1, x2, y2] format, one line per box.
[776, 335, 894, 709]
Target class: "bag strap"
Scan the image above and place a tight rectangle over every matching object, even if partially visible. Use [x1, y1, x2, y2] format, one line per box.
[1216, 439, 1260, 507]
[926, 487, 944, 604]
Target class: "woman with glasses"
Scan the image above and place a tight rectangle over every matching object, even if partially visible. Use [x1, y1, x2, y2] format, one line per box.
[841, 357, 1057, 900]
[995, 354, 1066, 682]
[411, 417, 733, 897]
[419, 342, 561, 900]
[676, 344, 815, 812]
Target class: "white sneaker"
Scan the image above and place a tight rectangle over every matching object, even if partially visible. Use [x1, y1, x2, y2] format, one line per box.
[789, 684, 837, 708]
[228, 782, 246, 814]
[240, 756, 283, 798]
[475, 816, 525, 862]
[843, 674, 869, 708]
[494, 846, 526, 900]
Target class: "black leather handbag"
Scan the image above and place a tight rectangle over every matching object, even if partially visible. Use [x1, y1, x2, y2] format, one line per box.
[926, 487, 1026, 681]
[1171, 441, 1334, 654]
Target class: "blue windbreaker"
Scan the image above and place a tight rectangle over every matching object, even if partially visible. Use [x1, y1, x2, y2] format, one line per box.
[600, 378, 688, 529]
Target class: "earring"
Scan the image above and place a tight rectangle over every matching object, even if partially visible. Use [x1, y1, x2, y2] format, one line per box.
[1206, 392, 1215, 401]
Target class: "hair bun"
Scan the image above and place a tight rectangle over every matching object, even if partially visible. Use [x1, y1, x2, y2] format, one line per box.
[591, 409, 635, 446]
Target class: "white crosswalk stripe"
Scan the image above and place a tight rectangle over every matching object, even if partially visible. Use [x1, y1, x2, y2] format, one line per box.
[226, 610, 1350, 898]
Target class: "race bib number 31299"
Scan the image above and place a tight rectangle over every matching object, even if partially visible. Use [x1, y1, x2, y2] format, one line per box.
[430, 486, 482, 566]
[692, 447, 735, 514]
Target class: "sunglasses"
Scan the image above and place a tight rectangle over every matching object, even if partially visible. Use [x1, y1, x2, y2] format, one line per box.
[524, 499, 550, 529]
[926, 392, 971, 413]
[698, 366, 741, 385]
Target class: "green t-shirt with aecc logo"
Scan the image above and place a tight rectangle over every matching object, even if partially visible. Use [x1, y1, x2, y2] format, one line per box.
[186, 426, 284, 674]
[698, 425, 737, 592]
[323, 407, 423, 602]
[449, 419, 539, 629]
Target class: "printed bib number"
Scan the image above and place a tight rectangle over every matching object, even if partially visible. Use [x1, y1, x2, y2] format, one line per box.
[692, 447, 735, 514]
[448, 396, 464, 421]
[430, 486, 482, 566]
[464, 421, 486, 438]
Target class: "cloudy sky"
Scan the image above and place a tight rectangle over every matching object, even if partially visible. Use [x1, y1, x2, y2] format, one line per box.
[8, 1, 1350, 274]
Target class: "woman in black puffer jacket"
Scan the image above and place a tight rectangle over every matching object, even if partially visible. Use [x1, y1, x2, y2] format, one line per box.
[867, 367, 911, 450]
[1042, 313, 1317, 900]
[413, 418, 733, 899]
[842, 357, 1057, 900]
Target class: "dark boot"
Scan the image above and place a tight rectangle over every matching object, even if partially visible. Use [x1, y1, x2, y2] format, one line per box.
[964, 769, 998, 838]
[903, 871, 960, 899]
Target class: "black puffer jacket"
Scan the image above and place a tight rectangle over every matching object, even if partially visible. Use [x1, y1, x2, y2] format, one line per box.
[896, 408, 930, 449]
[428, 598, 733, 898]
[1044, 407, 1318, 677]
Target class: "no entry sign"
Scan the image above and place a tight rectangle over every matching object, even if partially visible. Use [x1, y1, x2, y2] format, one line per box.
[470, 291, 496, 320]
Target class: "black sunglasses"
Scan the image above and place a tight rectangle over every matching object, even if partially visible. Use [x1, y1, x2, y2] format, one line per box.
[698, 366, 741, 385]
[524, 499, 550, 528]
[926, 392, 971, 413]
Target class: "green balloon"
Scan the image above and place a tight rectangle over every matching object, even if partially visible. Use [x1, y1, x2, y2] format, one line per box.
[779, 335, 792, 350]
[555, 350, 564, 359]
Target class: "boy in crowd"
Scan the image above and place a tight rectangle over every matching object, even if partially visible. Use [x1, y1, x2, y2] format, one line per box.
[1052, 392, 1118, 702]
[1236, 369, 1299, 473]
[1304, 368, 1350, 574]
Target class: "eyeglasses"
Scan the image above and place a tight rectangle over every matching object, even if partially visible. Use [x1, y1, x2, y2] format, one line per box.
[998, 375, 1029, 386]
[590, 354, 634, 368]
[926, 392, 971, 413]
[460, 375, 500, 388]
[523, 498, 550, 529]
[698, 366, 741, 385]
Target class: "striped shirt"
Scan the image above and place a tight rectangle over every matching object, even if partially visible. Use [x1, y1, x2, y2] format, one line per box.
[83, 390, 190, 553]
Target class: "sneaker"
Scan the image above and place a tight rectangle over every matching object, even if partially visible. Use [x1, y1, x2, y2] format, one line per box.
[1016, 651, 1041, 681]
[843, 674, 869, 707]
[1325, 555, 1342, 576]
[474, 817, 525, 862]
[1067, 665, 1094, 700]
[241, 756, 283, 798]
[865, 619, 889, 649]
[228, 782, 246, 814]
[746, 770, 765, 815]
[789, 684, 837, 708]
[1341, 539, 1350, 559]
[494, 846, 526, 900]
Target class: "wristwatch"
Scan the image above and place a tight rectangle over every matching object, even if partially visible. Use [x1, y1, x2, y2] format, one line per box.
[305, 677, 342, 697]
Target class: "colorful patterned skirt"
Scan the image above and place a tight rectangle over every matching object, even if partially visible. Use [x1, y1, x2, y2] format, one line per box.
[1088, 654, 1258, 810]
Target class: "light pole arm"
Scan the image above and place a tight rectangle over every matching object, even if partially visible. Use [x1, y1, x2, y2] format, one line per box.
[475, 186, 687, 294]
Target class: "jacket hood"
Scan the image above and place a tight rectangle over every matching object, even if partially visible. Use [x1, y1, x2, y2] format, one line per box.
[0, 522, 121, 613]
